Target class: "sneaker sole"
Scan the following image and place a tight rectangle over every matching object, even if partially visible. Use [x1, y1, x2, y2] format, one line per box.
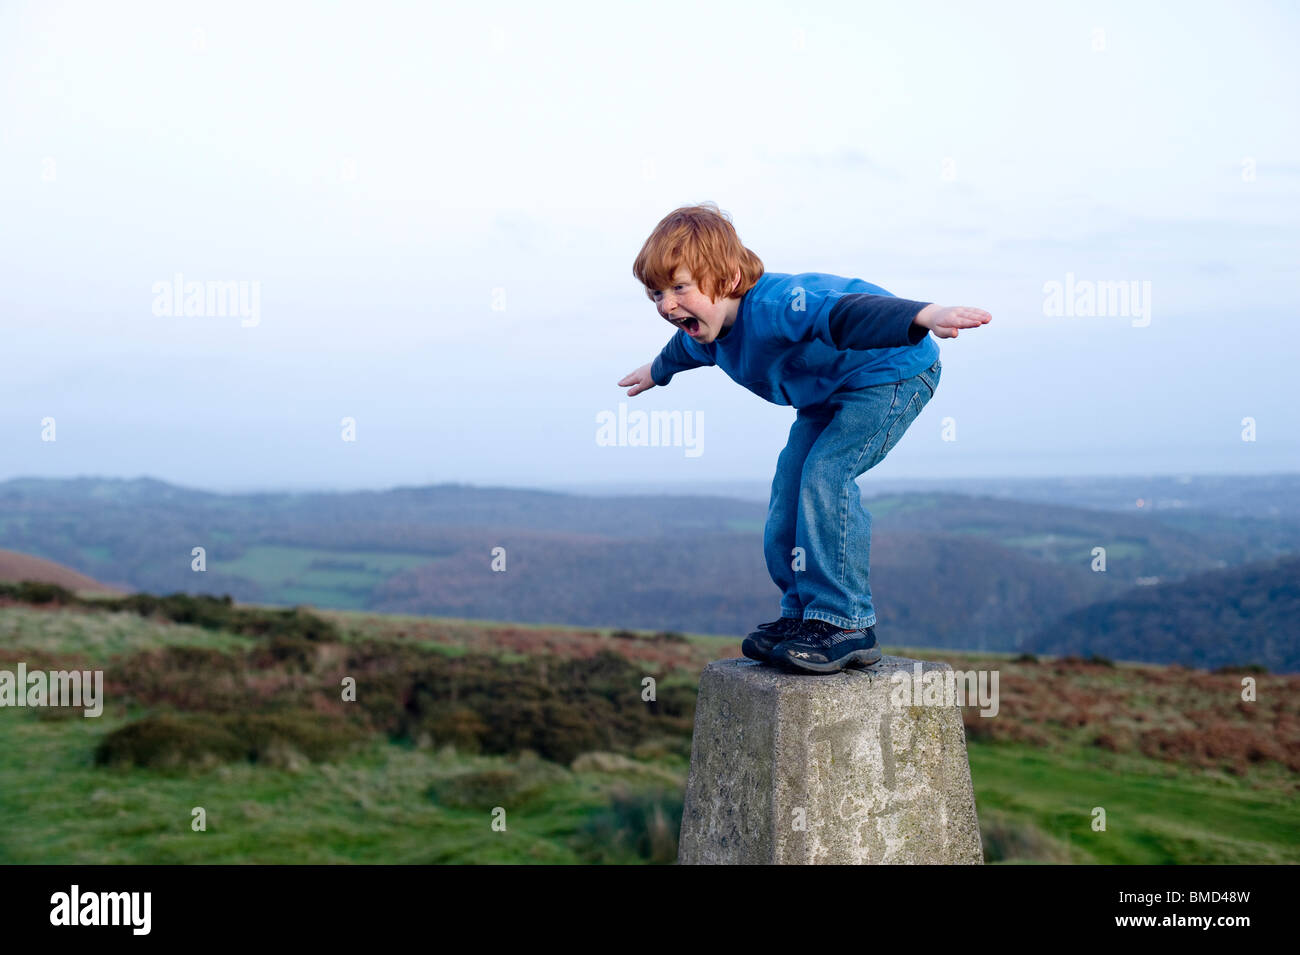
[775, 645, 883, 674]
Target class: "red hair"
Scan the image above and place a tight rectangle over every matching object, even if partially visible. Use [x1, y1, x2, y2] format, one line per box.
[632, 202, 764, 303]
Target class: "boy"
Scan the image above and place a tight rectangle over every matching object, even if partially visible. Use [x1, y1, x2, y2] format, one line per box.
[618, 203, 991, 674]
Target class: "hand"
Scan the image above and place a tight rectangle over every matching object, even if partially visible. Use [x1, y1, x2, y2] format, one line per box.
[917, 304, 992, 339]
[618, 362, 657, 396]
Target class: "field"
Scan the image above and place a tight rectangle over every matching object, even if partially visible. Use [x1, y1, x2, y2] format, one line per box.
[0, 593, 1296, 864]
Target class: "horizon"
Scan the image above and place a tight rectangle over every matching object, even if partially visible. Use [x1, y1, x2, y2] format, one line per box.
[3, 468, 1298, 499]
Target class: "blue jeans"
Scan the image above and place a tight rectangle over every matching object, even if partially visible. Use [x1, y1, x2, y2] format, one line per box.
[762, 358, 941, 629]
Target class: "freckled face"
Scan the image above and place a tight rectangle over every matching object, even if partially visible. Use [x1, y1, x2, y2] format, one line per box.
[649, 267, 737, 345]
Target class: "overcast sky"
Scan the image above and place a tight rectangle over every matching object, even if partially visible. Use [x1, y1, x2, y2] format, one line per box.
[2, 0, 1297, 494]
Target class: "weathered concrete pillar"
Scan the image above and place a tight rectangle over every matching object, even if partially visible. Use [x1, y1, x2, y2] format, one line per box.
[677, 655, 983, 864]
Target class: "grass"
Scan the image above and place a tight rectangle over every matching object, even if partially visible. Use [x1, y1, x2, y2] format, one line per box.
[1, 599, 1296, 864]
[0, 710, 686, 864]
[209, 545, 434, 605]
[969, 742, 1300, 864]
[0, 604, 257, 658]
[4, 704, 1292, 864]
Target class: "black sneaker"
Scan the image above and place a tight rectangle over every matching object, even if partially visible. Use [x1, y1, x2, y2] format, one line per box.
[772, 618, 882, 674]
[741, 616, 803, 662]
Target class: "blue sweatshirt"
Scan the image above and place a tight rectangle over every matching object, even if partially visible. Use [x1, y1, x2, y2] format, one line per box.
[649, 271, 940, 408]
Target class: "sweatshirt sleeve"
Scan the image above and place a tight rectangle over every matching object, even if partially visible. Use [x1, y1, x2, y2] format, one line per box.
[826, 294, 933, 349]
[768, 286, 933, 349]
[650, 329, 714, 386]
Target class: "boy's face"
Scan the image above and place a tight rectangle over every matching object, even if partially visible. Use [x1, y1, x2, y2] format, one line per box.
[648, 266, 739, 345]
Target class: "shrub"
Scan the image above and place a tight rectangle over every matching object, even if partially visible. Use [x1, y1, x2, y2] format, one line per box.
[0, 581, 77, 604]
[94, 709, 365, 770]
[961, 708, 996, 741]
[99, 593, 341, 643]
[1213, 663, 1269, 675]
[571, 785, 683, 864]
[427, 760, 566, 810]
[156, 645, 243, 673]
[1092, 729, 1135, 752]
[426, 707, 490, 754]
[1057, 654, 1115, 668]
[387, 649, 694, 765]
[108, 647, 254, 712]
[225, 710, 365, 762]
[651, 631, 689, 644]
[94, 713, 244, 769]
[980, 812, 1072, 863]
[254, 634, 320, 670]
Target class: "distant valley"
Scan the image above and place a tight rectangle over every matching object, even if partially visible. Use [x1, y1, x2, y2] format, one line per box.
[1, 474, 1297, 670]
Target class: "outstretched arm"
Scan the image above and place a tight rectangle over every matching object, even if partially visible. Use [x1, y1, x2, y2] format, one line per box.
[650, 329, 714, 385]
[827, 294, 933, 349]
[618, 361, 657, 396]
[913, 304, 992, 340]
[825, 294, 991, 347]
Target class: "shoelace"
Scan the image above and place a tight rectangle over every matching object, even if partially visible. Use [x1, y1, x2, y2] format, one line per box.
[801, 619, 867, 645]
[798, 619, 840, 643]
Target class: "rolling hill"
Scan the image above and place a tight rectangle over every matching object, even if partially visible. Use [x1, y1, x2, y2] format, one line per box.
[1024, 554, 1300, 672]
[0, 549, 122, 596]
[1, 476, 1297, 667]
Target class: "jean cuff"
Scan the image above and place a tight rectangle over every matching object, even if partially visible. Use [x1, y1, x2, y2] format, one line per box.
[803, 610, 877, 630]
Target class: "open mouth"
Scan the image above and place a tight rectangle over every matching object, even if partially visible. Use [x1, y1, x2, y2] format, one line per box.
[678, 316, 701, 335]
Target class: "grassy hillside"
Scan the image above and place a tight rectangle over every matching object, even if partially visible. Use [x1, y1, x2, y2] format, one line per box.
[1025, 554, 1300, 672]
[0, 548, 123, 596]
[1, 589, 1296, 864]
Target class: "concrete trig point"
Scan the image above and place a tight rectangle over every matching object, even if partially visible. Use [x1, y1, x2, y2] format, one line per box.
[677, 655, 983, 864]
